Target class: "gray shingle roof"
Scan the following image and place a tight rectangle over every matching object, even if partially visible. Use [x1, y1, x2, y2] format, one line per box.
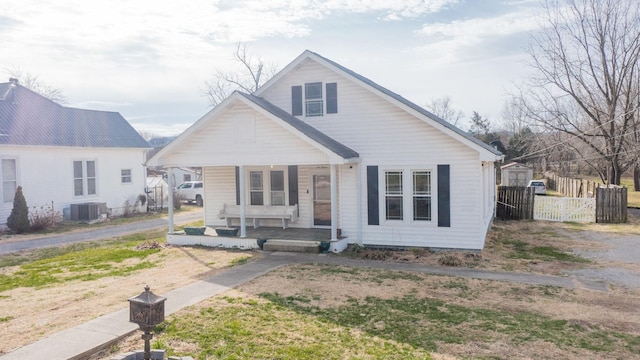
[238, 92, 359, 159]
[0, 83, 150, 148]
[306, 51, 503, 157]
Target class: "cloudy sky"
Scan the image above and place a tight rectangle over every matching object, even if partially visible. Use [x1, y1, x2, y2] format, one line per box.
[1, 0, 543, 137]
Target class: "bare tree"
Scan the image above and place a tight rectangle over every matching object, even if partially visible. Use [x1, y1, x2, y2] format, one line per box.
[6, 68, 67, 104]
[516, 0, 640, 185]
[202, 43, 278, 107]
[424, 95, 464, 126]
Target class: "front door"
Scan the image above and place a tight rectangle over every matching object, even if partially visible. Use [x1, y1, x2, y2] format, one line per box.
[312, 174, 331, 226]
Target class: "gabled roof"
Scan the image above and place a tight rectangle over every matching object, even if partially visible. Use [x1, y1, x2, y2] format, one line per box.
[255, 50, 503, 160]
[501, 162, 532, 170]
[147, 91, 359, 166]
[0, 82, 149, 148]
[238, 93, 359, 159]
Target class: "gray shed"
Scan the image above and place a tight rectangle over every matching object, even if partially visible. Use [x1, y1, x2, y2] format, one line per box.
[500, 162, 533, 186]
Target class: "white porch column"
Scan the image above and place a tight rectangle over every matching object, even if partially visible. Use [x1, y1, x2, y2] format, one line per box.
[167, 166, 175, 234]
[330, 164, 338, 241]
[238, 165, 247, 238]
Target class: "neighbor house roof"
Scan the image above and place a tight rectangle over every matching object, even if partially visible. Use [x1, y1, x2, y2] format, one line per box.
[239, 92, 359, 160]
[0, 81, 149, 148]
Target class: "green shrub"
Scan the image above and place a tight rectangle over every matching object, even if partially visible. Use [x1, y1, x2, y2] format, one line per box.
[7, 186, 30, 233]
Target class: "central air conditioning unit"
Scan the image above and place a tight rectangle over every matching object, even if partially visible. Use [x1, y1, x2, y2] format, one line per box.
[70, 202, 106, 221]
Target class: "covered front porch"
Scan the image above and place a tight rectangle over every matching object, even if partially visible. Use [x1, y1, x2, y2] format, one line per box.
[146, 91, 361, 253]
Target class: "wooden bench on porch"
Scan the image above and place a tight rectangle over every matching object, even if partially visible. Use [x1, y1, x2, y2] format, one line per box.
[218, 204, 299, 229]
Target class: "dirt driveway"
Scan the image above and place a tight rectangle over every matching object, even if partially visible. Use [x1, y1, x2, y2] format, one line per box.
[563, 211, 640, 289]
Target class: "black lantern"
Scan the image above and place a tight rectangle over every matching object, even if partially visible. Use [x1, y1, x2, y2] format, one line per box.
[128, 285, 167, 360]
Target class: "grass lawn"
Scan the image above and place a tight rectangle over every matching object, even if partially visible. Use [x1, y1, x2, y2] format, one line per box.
[1, 211, 639, 359]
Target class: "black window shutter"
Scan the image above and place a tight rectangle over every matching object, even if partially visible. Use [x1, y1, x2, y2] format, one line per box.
[288, 165, 298, 209]
[437, 164, 450, 227]
[292, 86, 302, 116]
[235, 166, 240, 205]
[367, 166, 379, 225]
[326, 83, 337, 114]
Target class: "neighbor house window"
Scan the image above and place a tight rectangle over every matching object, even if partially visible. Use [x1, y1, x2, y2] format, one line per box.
[183, 174, 191, 182]
[305, 82, 323, 117]
[270, 170, 285, 206]
[2, 159, 16, 203]
[121, 169, 132, 184]
[250, 171, 264, 205]
[385, 171, 403, 220]
[74, 160, 96, 196]
[413, 171, 432, 221]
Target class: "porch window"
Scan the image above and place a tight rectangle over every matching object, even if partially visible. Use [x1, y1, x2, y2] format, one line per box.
[250, 171, 264, 205]
[74, 160, 96, 196]
[305, 82, 323, 117]
[121, 169, 132, 184]
[270, 170, 285, 206]
[2, 159, 16, 203]
[413, 171, 432, 221]
[385, 171, 403, 220]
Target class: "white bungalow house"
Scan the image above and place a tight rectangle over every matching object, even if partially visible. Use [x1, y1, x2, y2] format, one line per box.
[0, 79, 150, 225]
[147, 50, 503, 252]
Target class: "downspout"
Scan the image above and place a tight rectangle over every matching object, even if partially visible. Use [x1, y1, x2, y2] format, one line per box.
[357, 162, 362, 246]
[167, 167, 174, 234]
[238, 165, 247, 238]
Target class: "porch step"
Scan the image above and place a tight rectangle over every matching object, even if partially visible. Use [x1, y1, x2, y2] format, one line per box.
[262, 239, 320, 253]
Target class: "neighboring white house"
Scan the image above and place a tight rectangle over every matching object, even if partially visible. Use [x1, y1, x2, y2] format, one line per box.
[172, 167, 202, 184]
[0, 79, 150, 225]
[147, 50, 503, 252]
[500, 162, 533, 186]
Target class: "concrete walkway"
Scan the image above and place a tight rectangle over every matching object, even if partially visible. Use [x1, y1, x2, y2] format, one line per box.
[0, 251, 604, 360]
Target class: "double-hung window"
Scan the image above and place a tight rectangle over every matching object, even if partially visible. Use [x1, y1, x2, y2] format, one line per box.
[2, 159, 16, 203]
[247, 169, 288, 206]
[74, 160, 96, 196]
[250, 171, 264, 205]
[385, 171, 403, 220]
[121, 169, 132, 184]
[383, 169, 432, 222]
[270, 171, 285, 206]
[305, 82, 323, 116]
[292, 82, 338, 117]
[413, 171, 432, 221]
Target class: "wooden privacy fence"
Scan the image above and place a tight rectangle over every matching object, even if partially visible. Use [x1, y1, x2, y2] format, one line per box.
[497, 185, 627, 223]
[533, 196, 595, 223]
[496, 186, 534, 220]
[596, 186, 627, 223]
[544, 172, 599, 198]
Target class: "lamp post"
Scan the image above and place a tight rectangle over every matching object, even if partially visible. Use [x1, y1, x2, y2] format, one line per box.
[128, 285, 167, 360]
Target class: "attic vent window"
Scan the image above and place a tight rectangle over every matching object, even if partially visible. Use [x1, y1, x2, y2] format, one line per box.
[305, 82, 323, 117]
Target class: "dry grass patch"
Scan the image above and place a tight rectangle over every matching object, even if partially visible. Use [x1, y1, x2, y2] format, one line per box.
[0, 240, 253, 355]
[94, 264, 640, 359]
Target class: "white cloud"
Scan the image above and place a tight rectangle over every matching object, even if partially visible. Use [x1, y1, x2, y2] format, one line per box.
[414, 9, 540, 66]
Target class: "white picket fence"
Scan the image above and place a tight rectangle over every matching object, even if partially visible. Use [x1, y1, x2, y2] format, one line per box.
[533, 196, 596, 223]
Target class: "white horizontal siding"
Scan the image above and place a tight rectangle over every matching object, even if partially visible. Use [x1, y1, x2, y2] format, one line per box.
[165, 104, 330, 167]
[262, 59, 489, 249]
[0, 145, 147, 225]
[203, 166, 236, 227]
